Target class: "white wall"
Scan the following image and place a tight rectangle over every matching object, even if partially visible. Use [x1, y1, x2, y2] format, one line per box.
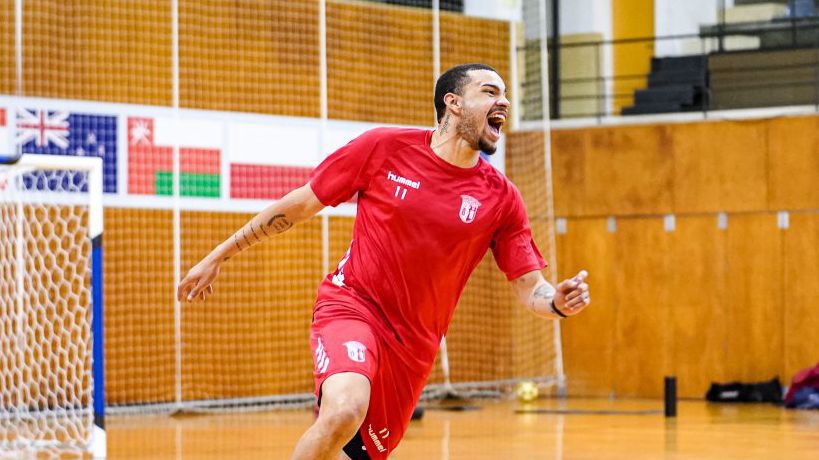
[464, 0, 522, 21]
[654, 0, 735, 57]
[558, 0, 613, 115]
[520, 0, 614, 116]
[523, 0, 611, 39]
[560, 0, 612, 36]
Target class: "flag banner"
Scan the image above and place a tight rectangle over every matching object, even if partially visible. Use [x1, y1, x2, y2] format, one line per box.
[128, 117, 222, 198]
[230, 164, 313, 200]
[1, 96, 418, 203]
[0, 108, 7, 148]
[16, 108, 118, 192]
[226, 121, 376, 201]
[228, 121, 316, 200]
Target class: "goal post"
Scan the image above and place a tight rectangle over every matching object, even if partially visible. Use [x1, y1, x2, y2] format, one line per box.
[0, 154, 106, 458]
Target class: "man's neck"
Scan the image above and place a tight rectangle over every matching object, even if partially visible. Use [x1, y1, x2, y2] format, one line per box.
[429, 121, 480, 169]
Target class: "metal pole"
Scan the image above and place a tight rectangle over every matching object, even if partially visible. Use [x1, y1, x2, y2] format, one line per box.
[701, 38, 710, 118]
[14, 0, 22, 95]
[509, 20, 521, 129]
[171, 0, 183, 411]
[433, 0, 441, 125]
[814, 35, 819, 111]
[718, 0, 725, 53]
[319, 0, 328, 121]
[596, 42, 603, 120]
[551, 0, 561, 119]
[538, 0, 566, 396]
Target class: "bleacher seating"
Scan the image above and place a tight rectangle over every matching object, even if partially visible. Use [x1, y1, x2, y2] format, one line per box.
[622, 55, 708, 115]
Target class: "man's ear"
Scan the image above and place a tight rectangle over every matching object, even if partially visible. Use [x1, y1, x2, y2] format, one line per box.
[444, 93, 461, 117]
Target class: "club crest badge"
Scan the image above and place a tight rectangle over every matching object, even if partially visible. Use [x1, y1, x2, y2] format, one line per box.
[459, 195, 481, 224]
[343, 341, 367, 363]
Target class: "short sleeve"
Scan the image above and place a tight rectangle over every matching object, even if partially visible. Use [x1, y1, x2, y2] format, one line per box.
[309, 129, 384, 207]
[491, 185, 547, 280]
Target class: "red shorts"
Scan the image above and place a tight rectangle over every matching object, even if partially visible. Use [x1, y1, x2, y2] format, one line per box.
[310, 286, 427, 459]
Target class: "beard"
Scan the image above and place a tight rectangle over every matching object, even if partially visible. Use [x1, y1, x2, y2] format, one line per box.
[457, 112, 497, 155]
[479, 138, 497, 155]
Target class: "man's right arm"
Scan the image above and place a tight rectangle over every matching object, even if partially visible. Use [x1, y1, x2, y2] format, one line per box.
[213, 183, 325, 263]
[176, 183, 325, 302]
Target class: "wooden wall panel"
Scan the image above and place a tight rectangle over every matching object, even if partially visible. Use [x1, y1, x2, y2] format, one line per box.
[550, 130, 587, 217]
[723, 214, 783, 382]
[671, 121, 768, 213]
[179, 0, 320, 116]
[546, 115, 819, 397]
[328, 216, 354, 272]
[585, 126, 673, 216]
[506, 131, 549, 213]
[12, 0, 514, 125]
[767, 116, 819, 210]
[440, 12, 510, 93]
[783, 212, 819, 382]
[557, 218, 616, 397]
[104, 208, 176, 405]
[550, 114, 819, 217]
[612, 218, 672, 398]
[180, 212, 322, 399]
[444, 255, 512, 384]
[505, 131, 557, 258]
[326, 1, 432, 125]
[23, 0, 172, 105]
[668, 216, 729, 398]
[0, 0, 14, 95]
[509, 247, 557, 384]
[505, 133, 561, 381]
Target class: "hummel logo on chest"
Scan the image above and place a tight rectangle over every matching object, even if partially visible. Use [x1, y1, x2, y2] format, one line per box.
[387, 171, 421, 190]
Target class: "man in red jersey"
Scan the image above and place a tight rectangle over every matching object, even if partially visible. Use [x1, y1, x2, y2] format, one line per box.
[177, 63, 591, 460]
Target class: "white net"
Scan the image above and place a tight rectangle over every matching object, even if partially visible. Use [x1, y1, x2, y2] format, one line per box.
[2, 0, 562, 416]
[0, 156, 102, 456]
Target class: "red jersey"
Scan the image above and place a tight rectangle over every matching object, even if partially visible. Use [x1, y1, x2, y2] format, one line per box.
[309, 127, 545, 372]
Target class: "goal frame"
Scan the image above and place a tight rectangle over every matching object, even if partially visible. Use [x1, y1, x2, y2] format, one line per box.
[1, 154, 106, 458]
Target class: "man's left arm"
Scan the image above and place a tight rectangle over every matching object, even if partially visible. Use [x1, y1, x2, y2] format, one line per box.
[511, 269, 590, 319]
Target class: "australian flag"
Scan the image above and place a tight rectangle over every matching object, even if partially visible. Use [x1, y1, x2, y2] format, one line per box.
[16, 108, 117, 193]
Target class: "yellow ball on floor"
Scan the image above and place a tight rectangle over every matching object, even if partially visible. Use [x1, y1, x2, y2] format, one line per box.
[516, 381, 539, 402]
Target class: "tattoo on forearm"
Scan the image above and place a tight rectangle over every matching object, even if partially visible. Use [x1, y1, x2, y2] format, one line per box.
[532, 285, 553, 303]
[440, 114, 450, 135]
[229, 215, 290, 259]
[241, 227, 253, 247]
[257, 221, 271, 238]
[248, 223, 263, 243]
[267, 214, 293, 233]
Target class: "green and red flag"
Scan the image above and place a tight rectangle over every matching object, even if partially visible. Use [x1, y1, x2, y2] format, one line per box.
[127, 117, 222, 198]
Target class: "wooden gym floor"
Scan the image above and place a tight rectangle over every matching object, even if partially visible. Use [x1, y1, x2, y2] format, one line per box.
[104, 397, 819, 459]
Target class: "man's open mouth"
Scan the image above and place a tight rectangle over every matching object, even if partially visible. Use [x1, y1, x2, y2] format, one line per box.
[487, 112, 506, 137]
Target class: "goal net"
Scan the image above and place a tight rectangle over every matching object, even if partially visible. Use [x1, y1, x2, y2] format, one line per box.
[0, 155, 105, 457]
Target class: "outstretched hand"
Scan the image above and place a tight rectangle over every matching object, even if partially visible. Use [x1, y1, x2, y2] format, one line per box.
[553, 270, 590, 317]
[177, 257, 221, 303]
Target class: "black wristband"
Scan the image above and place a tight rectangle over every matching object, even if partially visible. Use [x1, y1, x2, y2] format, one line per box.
[550, 299, 567, 318]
